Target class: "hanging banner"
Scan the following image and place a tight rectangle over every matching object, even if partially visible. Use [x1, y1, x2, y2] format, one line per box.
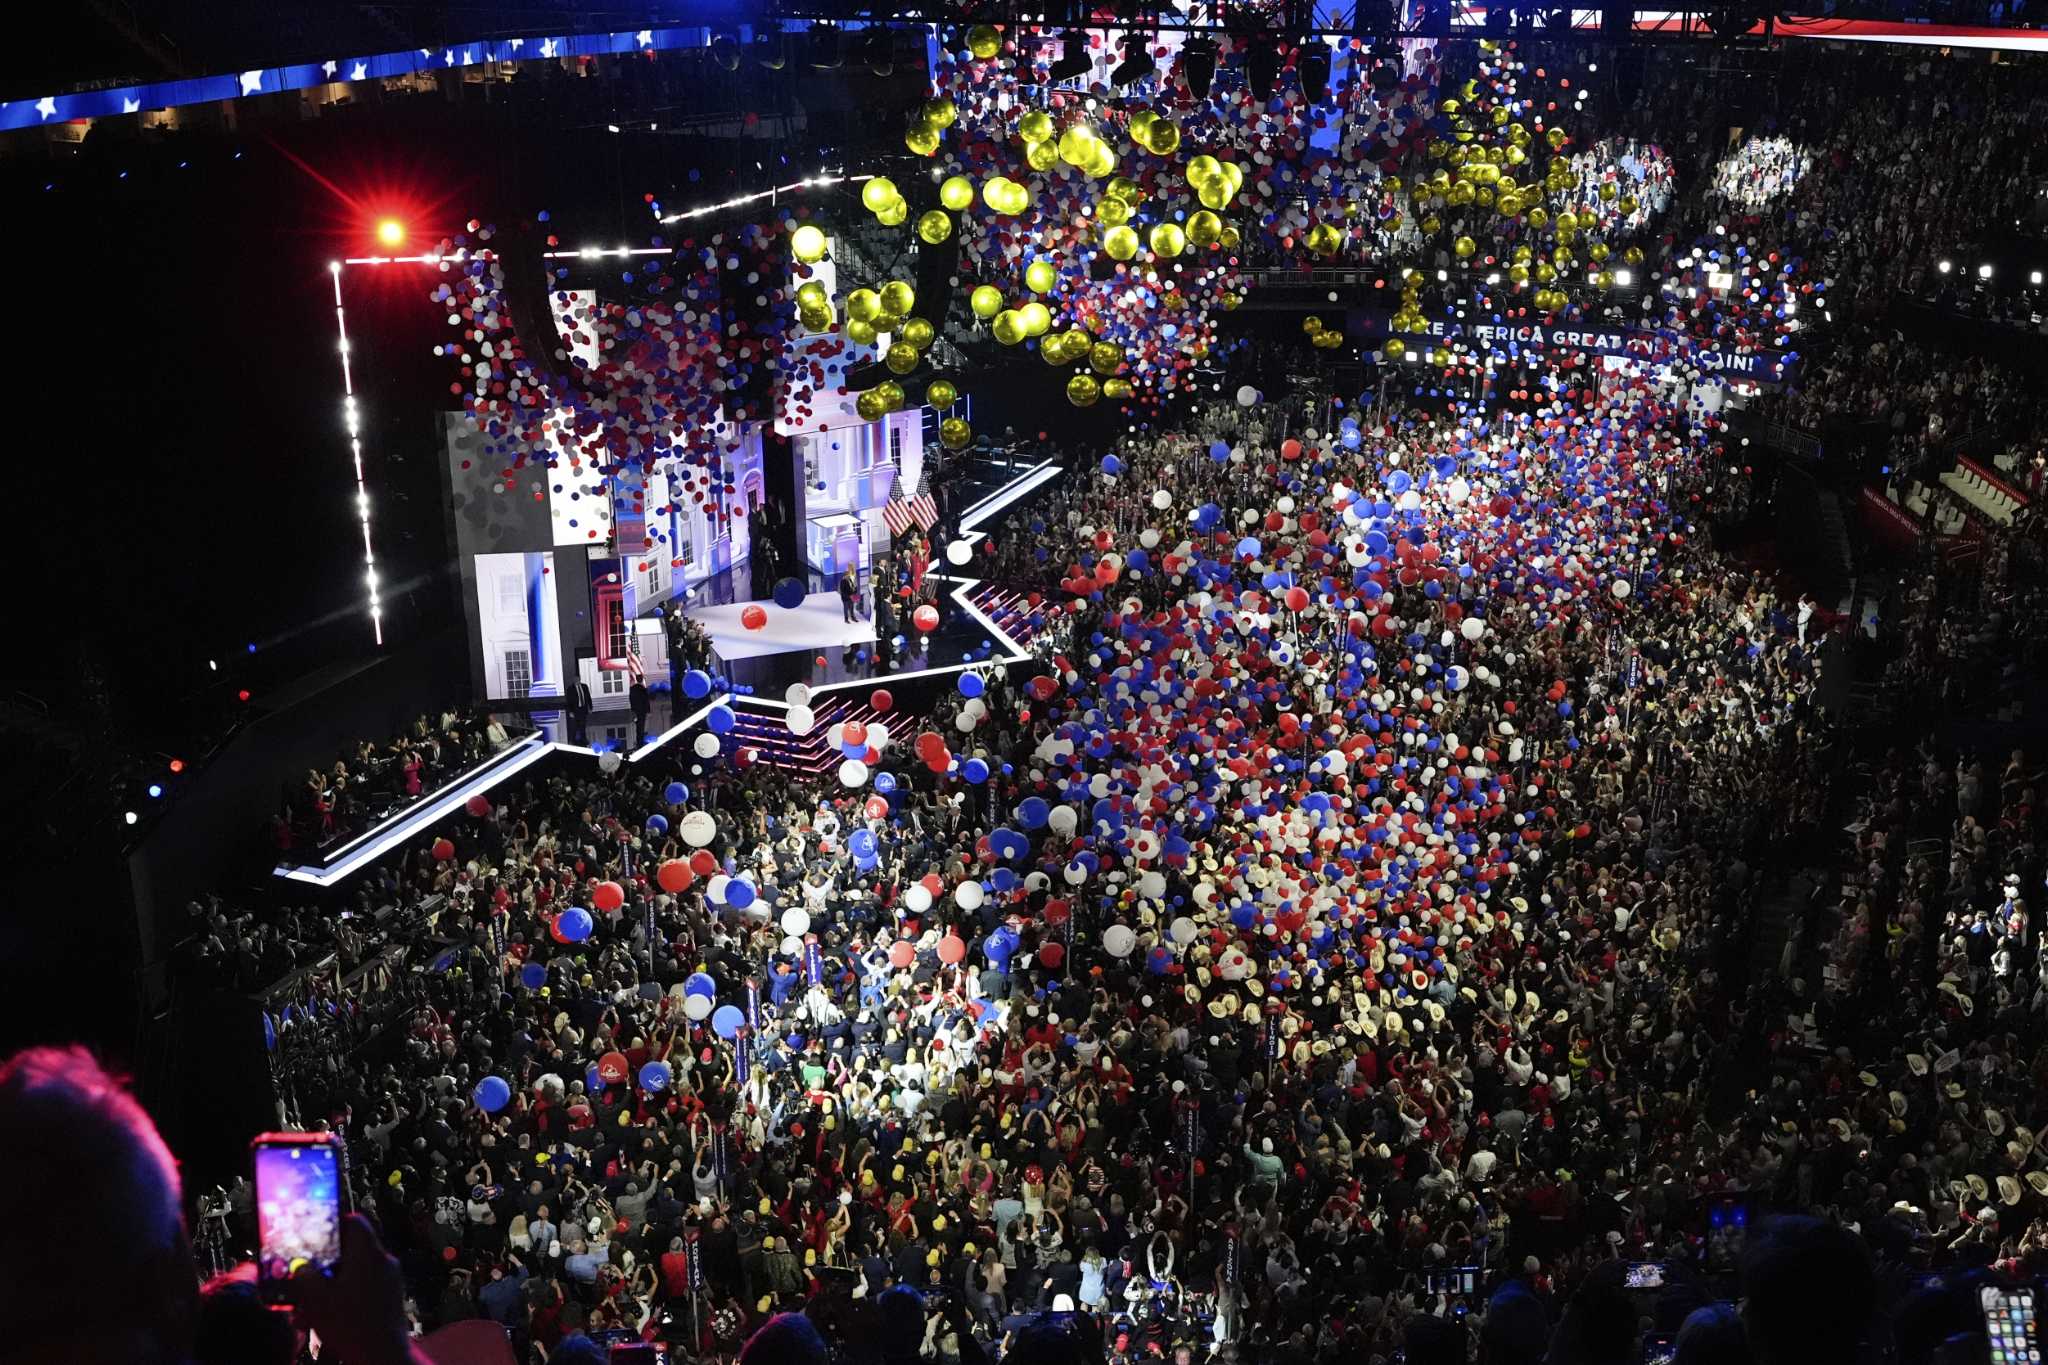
[1351, 313, 1801, 384]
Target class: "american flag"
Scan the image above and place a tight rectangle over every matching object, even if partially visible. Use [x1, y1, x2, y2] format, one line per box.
[881, 463, 938, 538]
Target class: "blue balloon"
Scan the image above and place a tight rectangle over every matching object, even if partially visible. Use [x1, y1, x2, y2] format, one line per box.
[773, 577, 807, 610]
[849, 829, 878, 859]
[873, 772, 898, 794]
[1209, 440, 1230, 462]
[682, 669, 712, 699]
[1018, 797, 1050, 828]
[473, 1076, 512, 1113]
[711, 1005, 746, 1039]
[707, 706, 735, 735]
[556, 907, 594, 943]
[639, 1061, 673, 1092]
[647, 813, 669, 834]
[962, 758, 990, 784]
[958, 673, 984, 699]
[1102, 454, 1124, 475]
[685, 972, 717, 998]
[727, 879, 756, 910]
[520, 962, 548, 990]
[664, 781, 688, 804]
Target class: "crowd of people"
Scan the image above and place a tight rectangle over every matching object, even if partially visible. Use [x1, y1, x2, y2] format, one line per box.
[275, 709, 527, 855]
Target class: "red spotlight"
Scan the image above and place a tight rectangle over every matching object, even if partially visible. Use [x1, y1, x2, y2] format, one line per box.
[237, 690, 251, 702]
[376, 218, 406, 248]
[168, 759, 185, 774]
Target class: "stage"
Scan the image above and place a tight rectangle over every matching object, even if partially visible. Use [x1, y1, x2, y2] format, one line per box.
[685, 591, 875, 660]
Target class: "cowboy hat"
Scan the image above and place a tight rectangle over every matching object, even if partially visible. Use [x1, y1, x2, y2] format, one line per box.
[1906, 1053, 1929, 1076]
[2028, 1172, 2048, 1199]
[1888, 1092, 1907, 1118]
[1987, 1110, 2007, 1137]
[1968, 1174, 1991, 1202]
[1945, 1081, 1967, 1100]
[1828, 1118, 1852, 1141]
[1857, 1071, 1878, 1089]
[1999, 1175, 2024, 1207]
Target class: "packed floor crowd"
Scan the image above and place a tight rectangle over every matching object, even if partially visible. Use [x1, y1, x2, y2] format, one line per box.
[274, 709, 528, 855]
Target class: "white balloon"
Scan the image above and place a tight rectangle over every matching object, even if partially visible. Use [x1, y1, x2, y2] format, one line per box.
[903, 884, 934, 914]
[1064, 859, 1089, 885]
[679, 811, 717, 847]
[1612, 577, 1633, 599]
[838, 758, 870, 788]
[598, 751, 623, 774]
[694, 732, 721, 759]
[946, 540, 972, 566]
[785, 683, 811, 707]
[955, 711, 977, 733]
[1236, 385, 1259, 407]
[1139, 871, 1168, 901]
[1460, 617, 1486, 641]
[781, 907, 812, 936]
[955, 881, 985, 910]
[1152, 489, 1172, 510]
[1047, 805, 1078, 836]
[684, 992, 714, 1020]
[706, 874, 732, 904]
[787, 705, 816, 736]
[1103, 924, 1137, 957]
[780, 934, 805, 956]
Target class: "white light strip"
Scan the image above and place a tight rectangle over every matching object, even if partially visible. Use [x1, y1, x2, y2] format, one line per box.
[275, 731, 559, 885]
[628, 694, 731, 763]
[658, 173, 872, 225]
[958, 459, 1062, 531]
[329, 263, 383, 645]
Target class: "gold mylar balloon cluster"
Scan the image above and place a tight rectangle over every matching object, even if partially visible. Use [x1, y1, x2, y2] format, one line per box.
[905, 97, 955, 157]
[1302, 315, 1345, 351]
[860, 176, 909, 227]
[843, 279, 919, 347]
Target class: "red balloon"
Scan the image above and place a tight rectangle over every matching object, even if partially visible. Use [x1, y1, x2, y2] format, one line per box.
[657, 859, 695, 894]
[1284, 586, 1310, 611]
[465, 795, 492, 818]
[937, 933, 967, 965]
[689, 849, 719, 877]
[864, 795, 889, 820]
[842, 720, 868, 748]
[596, 1051, 631, 1084]
[870, 689, 894, 712]
[592, 880, 626, 912]
[432, 837, 456, 861]
[913, 604, 940, 633]
[921, 873, 945, 897]
[1280, 438, 1302, 459]
[888, 939, 916, 968]
[740, 604, 768, 631]
[1038, 941, 1066, 968]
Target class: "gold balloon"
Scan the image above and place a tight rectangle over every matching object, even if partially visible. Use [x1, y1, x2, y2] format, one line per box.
[876, 198, 908, 227]
[921, 98, 956, 129]
[1102, 377, 1133, 400]
[1421, 214, 1443, 236]
[790, 224, 828, 263]
[1148, 223, 1186, 257]
[1040, 334, 1073, 365]
[926, 379, 958, 408]
[1453, 236, 1477, 259]
[982, 176, 1013, 211]
[1025, 260, 1058, 294]
[1025, 139, 1059, 173]
[905, 123, 941, 157]
[1102, 225, 1140, 260]
[799, 306, 833, 332]
[1088, 341, 1122, 375]
[917, 210, 954, 245]
[1546, 126, 1568, 149]
[846, 288, 882, 322]
[795, 280, 829, 310]
[1055, 328, 1090, 360]
[901, 317, 936, 350]
[1065, 373, 1100, 407]
[1057, 125, 1097, 166]
[1127, 109, 1157, 143]
[997, 181, 1030, 215]
[965, 24, 1001, 59]
[1384, 338, 1406, 360]
[1085, 144, 1117, 180]
[1219, 225, 1240, 250]
[991, 310, 1026, 345]
[940, 417, 972, 449]
[1098, 197, 1133, 228]
[970, 285, 1004, 320]
[880, 281, 916, 317]
[1623, 245, 1645, 266]
[1146, 119, 1181, 156]
[1305, 222, 1343, 257]
[861, 177, 900, 214]
[939, 176, 975, 211]
[1302, 315, 1324, 335]
[885, 341, 918, 375]
[876, 380, 906, 411]
[1106, 177, 1144, 204]
[1508, 262, 1531, 285]
[1017, 301, 1051, 336]
[1018, 109, 1054, 144]
[1187, 154, 1223, 189]
[1187, 210, 1222, 246]
[845, 317, 878, 346]
[855, 389, 889, 421]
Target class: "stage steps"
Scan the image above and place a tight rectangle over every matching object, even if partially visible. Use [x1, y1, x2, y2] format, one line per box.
[726, 693, 888, 776]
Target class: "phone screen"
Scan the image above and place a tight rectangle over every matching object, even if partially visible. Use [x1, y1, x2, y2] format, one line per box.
[1981, 1286, 2041, 1365]
[254, 1136, 342, 1293]
[1624, 1262, 1666, 1290]
[1642, 1335, 1676, 1365]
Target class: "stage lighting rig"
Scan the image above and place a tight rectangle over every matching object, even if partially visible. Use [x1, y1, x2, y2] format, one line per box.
[809, 23, 843, 67]
[711, 29, 742, 70]
[860, 27, 896, 74]
[755, 30, 788, 68]
[1246, 42, 1278, 99]
[1297, 39, 1330, 98]
[1049, 29, 1093, 82]
[1179, 35, 1218, 96]
[1112, 34, 1157, 86]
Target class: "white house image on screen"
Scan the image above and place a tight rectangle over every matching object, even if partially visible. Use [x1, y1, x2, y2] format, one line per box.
[474, 551, 562, 700]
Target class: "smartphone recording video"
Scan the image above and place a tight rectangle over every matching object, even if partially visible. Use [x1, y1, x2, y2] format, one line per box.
[253, 1132, 344, 1300]
[1980, 1285, 2041, 1365]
